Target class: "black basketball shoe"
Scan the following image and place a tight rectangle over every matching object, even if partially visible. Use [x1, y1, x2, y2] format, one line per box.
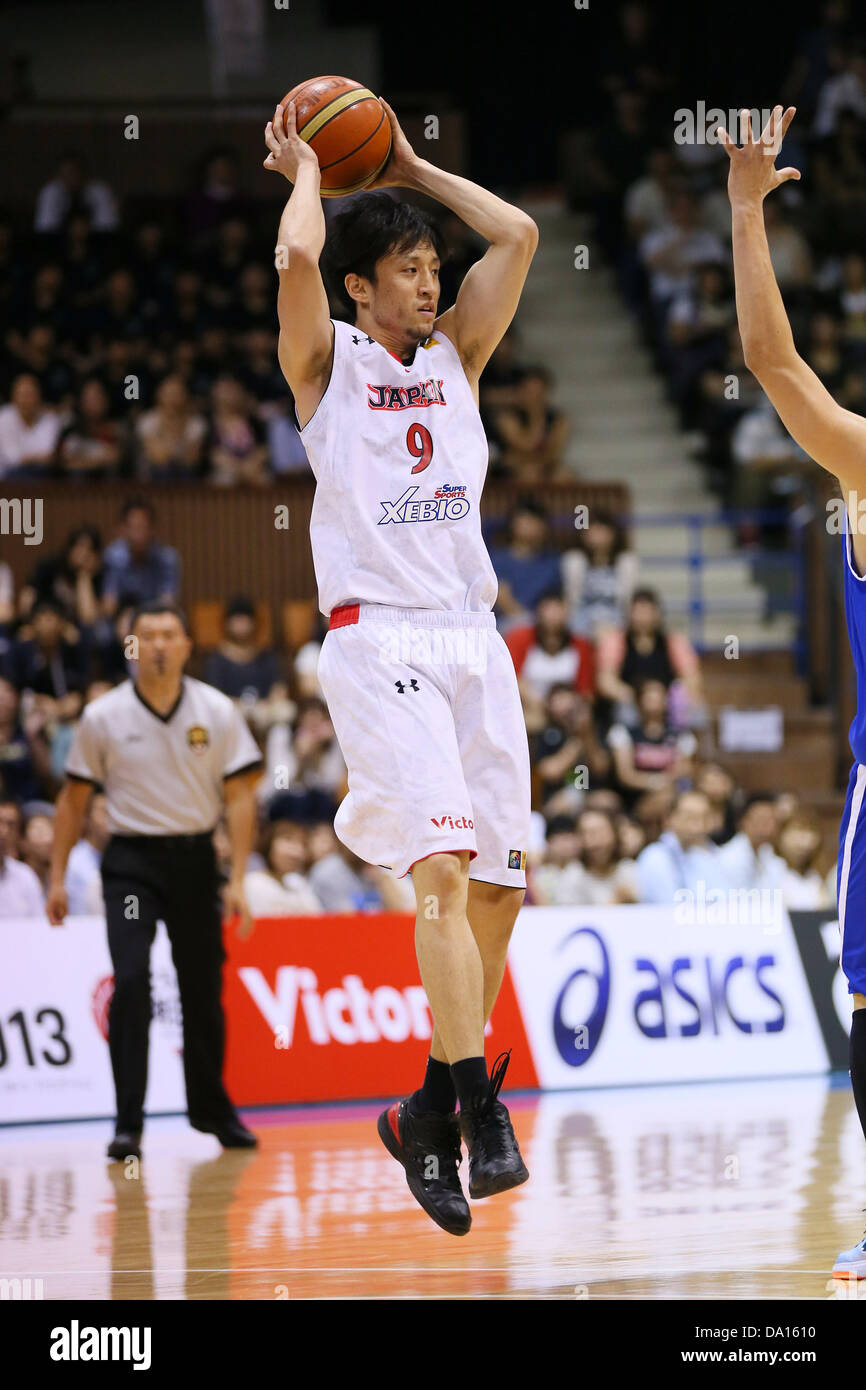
[106, 1130, 142, 1161]
[377, 1099, 471, 1236]
[459, 1050, 529, 1199]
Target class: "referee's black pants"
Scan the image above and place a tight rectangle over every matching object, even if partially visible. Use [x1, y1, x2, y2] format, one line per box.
[101, 831, 236, 1134]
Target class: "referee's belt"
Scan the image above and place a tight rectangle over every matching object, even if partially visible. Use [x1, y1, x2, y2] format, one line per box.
[329, 603, 360, 629]
[110, 830, 215, 846]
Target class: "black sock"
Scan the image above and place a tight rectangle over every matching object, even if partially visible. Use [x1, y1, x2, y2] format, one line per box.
[409, 1056, 457, 1115]
[851, 1009, 866, 1144]
[451, 1055, 489, 1111]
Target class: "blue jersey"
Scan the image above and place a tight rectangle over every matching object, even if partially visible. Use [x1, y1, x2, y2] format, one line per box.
[837, 521, 866, 995]
[842, 525, 866, 765]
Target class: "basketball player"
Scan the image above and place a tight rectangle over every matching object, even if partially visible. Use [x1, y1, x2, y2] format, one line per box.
[263, 98, 538, 1235]
[720, 105, 866, 1277]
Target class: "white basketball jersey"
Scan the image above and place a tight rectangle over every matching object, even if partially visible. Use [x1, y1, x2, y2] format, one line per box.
[299, 318, 498, 615]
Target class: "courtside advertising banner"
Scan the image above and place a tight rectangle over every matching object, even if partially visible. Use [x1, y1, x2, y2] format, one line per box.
[222, 913, 537, 1104]
[507, 905, 831, 1088]
[0, 906, 841, 1123]
[0, 916, 185, 1124]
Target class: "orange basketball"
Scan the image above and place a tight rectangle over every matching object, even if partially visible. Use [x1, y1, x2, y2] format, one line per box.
[279, 75, 392, 197]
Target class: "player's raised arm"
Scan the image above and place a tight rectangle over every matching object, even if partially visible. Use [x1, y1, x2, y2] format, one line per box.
[264, 101, 334, 423]
[368, 100, 538, 384]
[721, 105, 866, 494]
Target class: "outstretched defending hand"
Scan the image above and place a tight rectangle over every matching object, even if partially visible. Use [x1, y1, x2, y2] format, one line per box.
[717, 104, 801, 207]
[263, 100, 321, 183]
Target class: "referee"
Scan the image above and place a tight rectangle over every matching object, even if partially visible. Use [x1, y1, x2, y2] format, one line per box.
[47, 601, 263, 1161]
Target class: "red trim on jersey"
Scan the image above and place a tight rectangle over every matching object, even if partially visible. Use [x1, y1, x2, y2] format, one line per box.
[329, 603, 360, 630]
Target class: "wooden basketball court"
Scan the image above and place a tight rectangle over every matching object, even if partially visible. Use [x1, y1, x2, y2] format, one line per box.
[2, 1075, 864, 1300]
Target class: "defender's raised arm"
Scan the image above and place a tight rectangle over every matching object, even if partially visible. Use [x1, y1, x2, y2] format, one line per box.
[721, 105, 866, 496]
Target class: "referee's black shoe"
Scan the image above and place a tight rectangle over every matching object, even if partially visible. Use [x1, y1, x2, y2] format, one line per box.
[377, 1099, 471, 1236]
[190, 1114, 259, 1149]
[459, 1051, 529, 1199]
[106, 1131, 142, 1161]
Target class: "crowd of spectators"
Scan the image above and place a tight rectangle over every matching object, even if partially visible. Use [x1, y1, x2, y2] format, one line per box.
[572, 0, 866, 534]
[0, 150, 571, 485]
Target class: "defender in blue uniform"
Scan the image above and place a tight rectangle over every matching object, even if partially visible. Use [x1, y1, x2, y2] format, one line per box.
[838, 525, 866, 1012]
[721, 104, 866, 1277]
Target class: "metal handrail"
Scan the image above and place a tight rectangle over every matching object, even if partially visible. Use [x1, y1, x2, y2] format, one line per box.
[552, 506, 809, 665]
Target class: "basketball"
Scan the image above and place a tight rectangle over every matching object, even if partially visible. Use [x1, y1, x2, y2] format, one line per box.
[279, 75, 391, 197]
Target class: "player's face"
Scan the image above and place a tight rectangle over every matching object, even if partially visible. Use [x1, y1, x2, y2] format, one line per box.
[367, 240, 440, 345]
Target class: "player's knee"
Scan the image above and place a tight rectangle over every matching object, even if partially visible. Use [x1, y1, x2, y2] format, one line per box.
[489, 882, 525, 910]
[473, 881, 525, 924]
[412, 850, 469, 909]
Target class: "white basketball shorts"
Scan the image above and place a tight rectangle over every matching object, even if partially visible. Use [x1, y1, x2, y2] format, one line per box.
[316, 603, 532, 886]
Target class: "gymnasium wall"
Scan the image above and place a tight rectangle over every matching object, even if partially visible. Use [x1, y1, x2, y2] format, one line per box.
[0, 0, 378, 103]
[0, 480, 631, 618]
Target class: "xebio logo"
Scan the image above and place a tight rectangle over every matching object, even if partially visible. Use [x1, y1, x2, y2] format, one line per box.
[239, 965, 433, 1046]
[553, 927, 611, 1066]
[378, 485, 471, 525]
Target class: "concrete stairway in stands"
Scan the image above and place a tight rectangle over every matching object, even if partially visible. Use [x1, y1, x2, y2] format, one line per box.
[517, 198, 797, 652]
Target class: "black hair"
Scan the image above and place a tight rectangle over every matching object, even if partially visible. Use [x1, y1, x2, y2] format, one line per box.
[511, 498, 549, 525]
[120, 497, 155, 522]
[546, 814, 577, 837]
[634, 676, 669, 702]
[32, 597, 65, 619]
[522, 364, 552, 385]
[130, 600, 190, 635]
[576, 508, 628, 561]
[740, 791, 777, 816]
[64, 523, 102, 556]
[323, 192, 448, 321]
[630, 587, 661, 607]
[548, 680, 580, 699]
[225, 594, 256, 620]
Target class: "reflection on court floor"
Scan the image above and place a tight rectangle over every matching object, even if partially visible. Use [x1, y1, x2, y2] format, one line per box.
[1, 1076, 865, 1299]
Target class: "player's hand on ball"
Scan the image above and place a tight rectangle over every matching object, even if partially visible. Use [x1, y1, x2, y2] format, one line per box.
[46, 882, 68, 927]
[717, 104, 801, 207]
[263, 101, 320, 183]
[363, 98, 420, 190]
